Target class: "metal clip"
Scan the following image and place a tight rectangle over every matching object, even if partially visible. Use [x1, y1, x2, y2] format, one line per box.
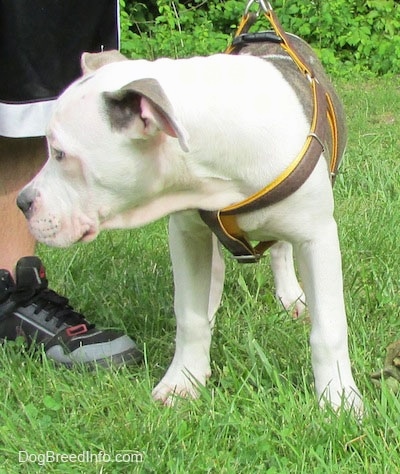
[231, 254, 264, 264]
[245, 0, 273, 16]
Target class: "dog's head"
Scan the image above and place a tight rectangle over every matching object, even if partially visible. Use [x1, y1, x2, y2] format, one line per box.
[17, 51, 188, 247]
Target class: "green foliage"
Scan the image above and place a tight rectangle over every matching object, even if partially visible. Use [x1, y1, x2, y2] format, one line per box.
[120, 0, 400, 75]
[119, 0, 232, 59]
[271, 0, 400, 75]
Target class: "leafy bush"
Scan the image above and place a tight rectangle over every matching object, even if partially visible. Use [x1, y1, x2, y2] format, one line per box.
[271, 0, 400, 75]
[120, 0, 400, 75]
[119, 0, 231, 59]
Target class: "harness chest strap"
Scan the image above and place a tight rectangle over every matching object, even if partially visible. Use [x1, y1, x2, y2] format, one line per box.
[199, 7, 340, 263]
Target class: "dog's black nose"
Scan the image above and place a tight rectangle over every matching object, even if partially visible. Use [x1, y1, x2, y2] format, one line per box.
[17, 188, 36, 218]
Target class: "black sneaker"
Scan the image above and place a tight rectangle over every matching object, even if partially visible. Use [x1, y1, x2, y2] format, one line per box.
[0, 256, 142, 367]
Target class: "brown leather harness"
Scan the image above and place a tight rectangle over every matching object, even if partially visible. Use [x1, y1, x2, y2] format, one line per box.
[199, 1, 340, 263]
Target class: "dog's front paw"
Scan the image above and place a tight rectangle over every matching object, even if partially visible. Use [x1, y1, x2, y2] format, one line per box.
[152, 363, 211, 406]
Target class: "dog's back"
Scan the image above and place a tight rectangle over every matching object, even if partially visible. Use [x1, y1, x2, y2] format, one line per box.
[238, 34, 347, 171]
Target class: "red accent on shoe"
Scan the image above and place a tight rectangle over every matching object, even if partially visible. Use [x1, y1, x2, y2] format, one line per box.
[66, 324, 88, 337]
[39, 266, 46, 279]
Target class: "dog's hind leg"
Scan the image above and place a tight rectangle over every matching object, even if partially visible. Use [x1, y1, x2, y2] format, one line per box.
[152, 211, 225, 405]
[270, 241, 306, 317]
[294, 220, 363, 414]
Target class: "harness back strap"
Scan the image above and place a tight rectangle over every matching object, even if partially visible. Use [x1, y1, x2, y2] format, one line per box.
[199, 4, 340, 263]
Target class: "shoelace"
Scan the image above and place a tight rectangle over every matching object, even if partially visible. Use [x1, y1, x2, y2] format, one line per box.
[28, 288, 94, 330]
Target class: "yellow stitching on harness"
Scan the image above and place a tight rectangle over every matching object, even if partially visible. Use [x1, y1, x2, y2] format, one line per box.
[264, 10, 313, 77]
[325, 92, 338, 175]
[219, 213, 241, 234]
[217, 213, 256, 254]
[225, 14, 254, 54]
[220, 77, 320, 214]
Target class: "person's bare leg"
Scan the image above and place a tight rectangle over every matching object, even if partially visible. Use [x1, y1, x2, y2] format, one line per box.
[0, 137, 47, 276]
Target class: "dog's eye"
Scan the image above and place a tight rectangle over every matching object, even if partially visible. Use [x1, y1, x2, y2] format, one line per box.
[54, 150, 66, 161]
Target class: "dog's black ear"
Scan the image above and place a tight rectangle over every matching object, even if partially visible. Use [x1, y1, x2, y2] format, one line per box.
[102, 78, 189, 151]
[103, 89, 142, 130]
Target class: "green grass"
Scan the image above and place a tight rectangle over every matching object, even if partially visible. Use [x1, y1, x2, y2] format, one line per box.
[1, 75, 400, 473]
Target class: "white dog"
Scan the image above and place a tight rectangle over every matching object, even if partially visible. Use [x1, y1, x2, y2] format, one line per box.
[17, 38, 362, 413]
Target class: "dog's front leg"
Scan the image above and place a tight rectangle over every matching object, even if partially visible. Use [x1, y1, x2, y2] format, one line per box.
[152, 211, 225, 405]
[295, 219, 363, 414]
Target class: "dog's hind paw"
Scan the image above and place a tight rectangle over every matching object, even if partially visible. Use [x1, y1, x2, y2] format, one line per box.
[278, 291, 307, 319]
[319, 385, 364, 418]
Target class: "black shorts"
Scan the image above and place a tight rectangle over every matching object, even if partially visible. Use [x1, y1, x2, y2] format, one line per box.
[0, 0, 119, 137]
